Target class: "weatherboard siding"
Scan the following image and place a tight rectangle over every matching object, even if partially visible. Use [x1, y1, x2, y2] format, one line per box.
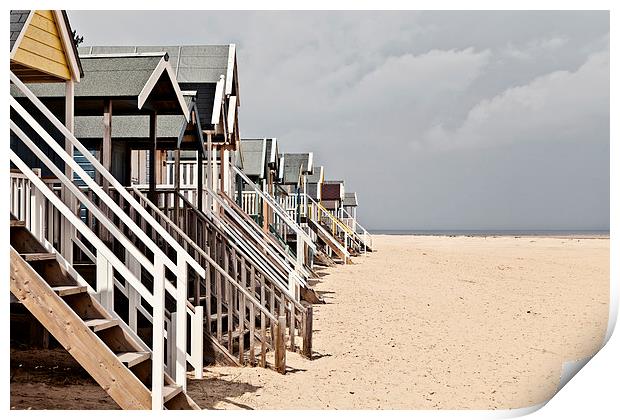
[12, 10, 72, 80]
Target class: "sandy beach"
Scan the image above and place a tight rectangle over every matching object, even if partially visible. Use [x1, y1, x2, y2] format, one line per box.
[10, 234, 609, 410]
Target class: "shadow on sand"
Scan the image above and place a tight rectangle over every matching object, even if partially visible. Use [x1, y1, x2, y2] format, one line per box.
[187, 371, 262, 409]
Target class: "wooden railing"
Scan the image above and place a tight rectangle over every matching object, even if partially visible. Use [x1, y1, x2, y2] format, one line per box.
[341, 207, 373, 252]
[128, 187, 292, 370]
[230, 166, 315, 272]
[10, 72, 203, 409]
[130, 187, 313, 361]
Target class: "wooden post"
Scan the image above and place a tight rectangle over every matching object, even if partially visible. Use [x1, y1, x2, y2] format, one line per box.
[274, 315, 286, 374]
[206, 132, 213, 212]
[96, 250, 114, 311]
[30, 168, 43, 242]
[174, 148, 180, 225]
[100, 99, 113, 246]
[61, 80, 75, 263]
[224, 148, 231, 197]
[219, 147, 226, 195]
[151, 256, 165, 410]
[175, 256, 187, 390]
[148, 111, 158, 202]
[126, 248, 141, 332]
[302, 305, 313, 359]
[192, 305, 204, 379]
[197, 148, 204, 212]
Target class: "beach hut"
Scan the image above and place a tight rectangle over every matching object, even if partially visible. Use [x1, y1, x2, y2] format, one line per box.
[321, 180, 345, 218]
[9, 10, 200, 409]
[277, 152, 314, 221]
[342, 192, 358, 225]
[80, 45, 241, 199]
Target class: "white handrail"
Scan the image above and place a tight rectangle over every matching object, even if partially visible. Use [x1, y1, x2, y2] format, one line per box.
[208, 187, 309, 288]
[141, 182, 308, 290]
[10, 148, 156, 305]
[231, 165, 316, 249]
[341, 207, 372, 250]
[130, 187, 284, 319]
[10, 74, 203, 405]
[10, 72, 205, 280]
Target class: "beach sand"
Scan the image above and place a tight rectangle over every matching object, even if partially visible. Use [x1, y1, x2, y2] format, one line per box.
[10, 235, 609, 410]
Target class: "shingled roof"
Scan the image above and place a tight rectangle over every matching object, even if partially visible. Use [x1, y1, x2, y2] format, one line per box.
[239, 139, 266, 178]
[12, 53, 189, 118]
[10, 10, 30, 51]
[307, 166, 324, 184]
[78, 45, 236, 128]
[280, 153, 313, 185]
[343, 192, 358, 207]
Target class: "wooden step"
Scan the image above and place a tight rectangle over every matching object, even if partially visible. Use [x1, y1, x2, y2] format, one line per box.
[20, 252, 56, 262]
[208, 313, 228, 322]
[52, 285, 88, 296]
[163, 385, 183, 403]
[116, 351, 150, 368]
[84, 318, 119, 332]
[220, 330, 244, 343]
[10, 220, 25, 227]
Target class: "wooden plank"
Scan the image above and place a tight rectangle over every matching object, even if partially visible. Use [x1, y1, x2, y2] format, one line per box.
[30, 12, 59, 35]
[260, 274, 266, 368]
[85, 318, 119, 332]
[274, 316, 286, 374]
[289, 303, 296, 351]
[10, 220, 26, 227]
[52, 285, 87, 296]
[12, 48, 71, 80]
[302, 305, 313, 359]
[239, 293, 245, 364]
[23, 24, 64, 50]
[21, 252, 56, 262]
[148, 111, 158, 202]
[216, 270, 222, 342]
[249, 304, 256, 366]
[10, 248, 152, 409]
[116, 351, 150, 368]
[19, 37, 66, 65]
[163, 385, 183, 403]
[35, 10, 55, 20]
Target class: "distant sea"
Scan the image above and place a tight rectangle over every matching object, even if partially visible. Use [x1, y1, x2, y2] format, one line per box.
[370, 229, 610, 238]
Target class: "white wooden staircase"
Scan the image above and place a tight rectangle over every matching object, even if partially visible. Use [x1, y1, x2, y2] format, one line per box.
[10, 71, 204, 409]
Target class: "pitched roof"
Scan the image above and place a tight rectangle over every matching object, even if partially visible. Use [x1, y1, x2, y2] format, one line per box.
[307, 166, 324, 183]
[280, 153, 313, 184]
[10, 10, 83, 81]
[12, 53, 189, 119]
[79, 45, 232, 84]
[239, 139, 266, 177]
[78, 45, 237, 134]
[343, 192, 358, 207]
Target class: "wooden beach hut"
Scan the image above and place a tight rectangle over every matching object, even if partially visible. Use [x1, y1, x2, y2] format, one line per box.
[80, 44, 240, 199]
[321, 180, 345, 218]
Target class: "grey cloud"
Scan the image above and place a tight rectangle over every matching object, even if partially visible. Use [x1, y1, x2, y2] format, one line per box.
[68, 10, 610, 230]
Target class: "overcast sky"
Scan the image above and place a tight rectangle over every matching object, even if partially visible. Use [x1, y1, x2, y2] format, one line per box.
[68, 10, 610, 231]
